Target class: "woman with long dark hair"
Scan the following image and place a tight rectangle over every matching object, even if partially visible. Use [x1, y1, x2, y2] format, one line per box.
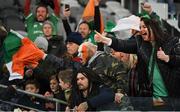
[95, 13, 180, 110]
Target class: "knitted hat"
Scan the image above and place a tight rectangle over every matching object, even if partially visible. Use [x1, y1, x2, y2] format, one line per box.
[34, 36, 48, 51]
[66, 32, 83, 45]
[43, 20, 53, 27]
[43, 20, 54, 34]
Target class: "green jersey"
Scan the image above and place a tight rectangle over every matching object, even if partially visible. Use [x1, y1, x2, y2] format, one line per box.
[25, 13, 59, 41]
[84, 31, 97, 45]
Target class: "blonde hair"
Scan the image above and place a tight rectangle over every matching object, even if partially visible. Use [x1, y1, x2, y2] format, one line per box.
[83, 42, 97, 50]
[128, 54, 137, 68]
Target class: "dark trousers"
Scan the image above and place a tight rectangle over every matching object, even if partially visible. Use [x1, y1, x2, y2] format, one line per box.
[130, 97, 175, 111]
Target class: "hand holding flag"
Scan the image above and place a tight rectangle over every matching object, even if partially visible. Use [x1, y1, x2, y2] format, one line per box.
[12, 38, 45, 79]
[3, 30, 46, 81]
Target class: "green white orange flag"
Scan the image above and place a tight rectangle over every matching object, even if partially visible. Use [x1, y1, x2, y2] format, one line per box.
[3, 30, 44, 81]
[82, 0, 104, 33]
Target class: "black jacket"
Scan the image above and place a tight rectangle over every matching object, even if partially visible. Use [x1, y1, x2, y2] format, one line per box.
[33, 54, 82, 78]
[70, 85, 115, 111]
[18, 94, 45, 111]
[110, 36, 180, 97]
[47, 35, 66, 57]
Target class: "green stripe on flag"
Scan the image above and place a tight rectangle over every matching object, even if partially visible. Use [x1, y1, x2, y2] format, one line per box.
[3, 31, 22, 63]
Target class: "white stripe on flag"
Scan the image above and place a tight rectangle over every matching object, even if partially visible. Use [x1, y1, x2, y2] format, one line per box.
[6, 62, 23, 81]
[10, 29, 24, 39]
[6, 62, 13, 74]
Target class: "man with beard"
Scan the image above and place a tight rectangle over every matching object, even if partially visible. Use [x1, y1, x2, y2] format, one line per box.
[78, 42, 128, 94]
[67, 67, 115, 111]
[24, 0, 60, 41]
[62, 0, 104, 51]
[78, 42, 133, 110]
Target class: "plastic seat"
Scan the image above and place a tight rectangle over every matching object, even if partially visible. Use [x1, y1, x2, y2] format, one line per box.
[3, 14, 25, 31]
[0, 0, 14, 8]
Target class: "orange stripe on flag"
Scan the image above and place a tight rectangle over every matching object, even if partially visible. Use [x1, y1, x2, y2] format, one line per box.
[82, 0, 95, 20]
[82, 0, 104, 33]
[12, 38, 44, 77]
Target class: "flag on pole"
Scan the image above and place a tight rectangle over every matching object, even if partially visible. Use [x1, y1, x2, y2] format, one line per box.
[82, 0, 104, 33]
[3, 30, 45, 81]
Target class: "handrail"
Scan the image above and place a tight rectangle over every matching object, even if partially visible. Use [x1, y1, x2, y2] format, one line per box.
[0, 84, 67, 105]
[0, 84, 67, 111]
[0, 99, 40, 111]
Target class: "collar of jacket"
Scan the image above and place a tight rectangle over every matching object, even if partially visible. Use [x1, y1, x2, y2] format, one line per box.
[87, 51, 104, 67]
[72, 57, 82, 62]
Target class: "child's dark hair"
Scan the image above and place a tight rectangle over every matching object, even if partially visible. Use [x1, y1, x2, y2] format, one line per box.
[25, 79, 40, 89]
[49, 74, 59, 83]
[58, 69, 73, 83]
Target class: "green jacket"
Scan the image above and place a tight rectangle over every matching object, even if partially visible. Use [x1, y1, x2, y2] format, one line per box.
[25, 13, 59, 41]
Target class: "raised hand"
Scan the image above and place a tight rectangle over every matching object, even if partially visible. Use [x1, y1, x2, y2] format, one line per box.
[63, 5, 71, 18]
[142, 2, 152, 14]
[94, 30, 112, 45]
[94, 0, 101, 6]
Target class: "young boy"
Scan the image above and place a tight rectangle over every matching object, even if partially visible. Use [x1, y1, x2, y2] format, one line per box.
[58, 69, 73, 101]
[17, 79, 45, 111]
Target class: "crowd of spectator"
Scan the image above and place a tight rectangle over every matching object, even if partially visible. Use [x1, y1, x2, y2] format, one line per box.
[0, 0, 180, 111]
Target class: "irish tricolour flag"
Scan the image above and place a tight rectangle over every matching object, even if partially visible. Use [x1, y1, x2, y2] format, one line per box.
[3, 30, 44, 81]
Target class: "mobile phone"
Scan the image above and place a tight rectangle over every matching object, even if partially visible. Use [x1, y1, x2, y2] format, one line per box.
[65, 4, 70, 11]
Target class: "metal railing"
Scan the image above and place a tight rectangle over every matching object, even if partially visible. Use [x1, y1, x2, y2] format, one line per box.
[0, 84, 67, 111]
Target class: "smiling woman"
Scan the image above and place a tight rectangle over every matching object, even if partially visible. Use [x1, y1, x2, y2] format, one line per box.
[94, 9, 180, 110]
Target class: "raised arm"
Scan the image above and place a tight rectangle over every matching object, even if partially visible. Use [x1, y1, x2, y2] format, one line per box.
[94, 31, 138, 54]
[94, 0, 104, 51]
[24, 0, 31, 16]
[62, 6, 72, 36]
[53, 0, 61, 16]
[94, 0, 101, 33]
